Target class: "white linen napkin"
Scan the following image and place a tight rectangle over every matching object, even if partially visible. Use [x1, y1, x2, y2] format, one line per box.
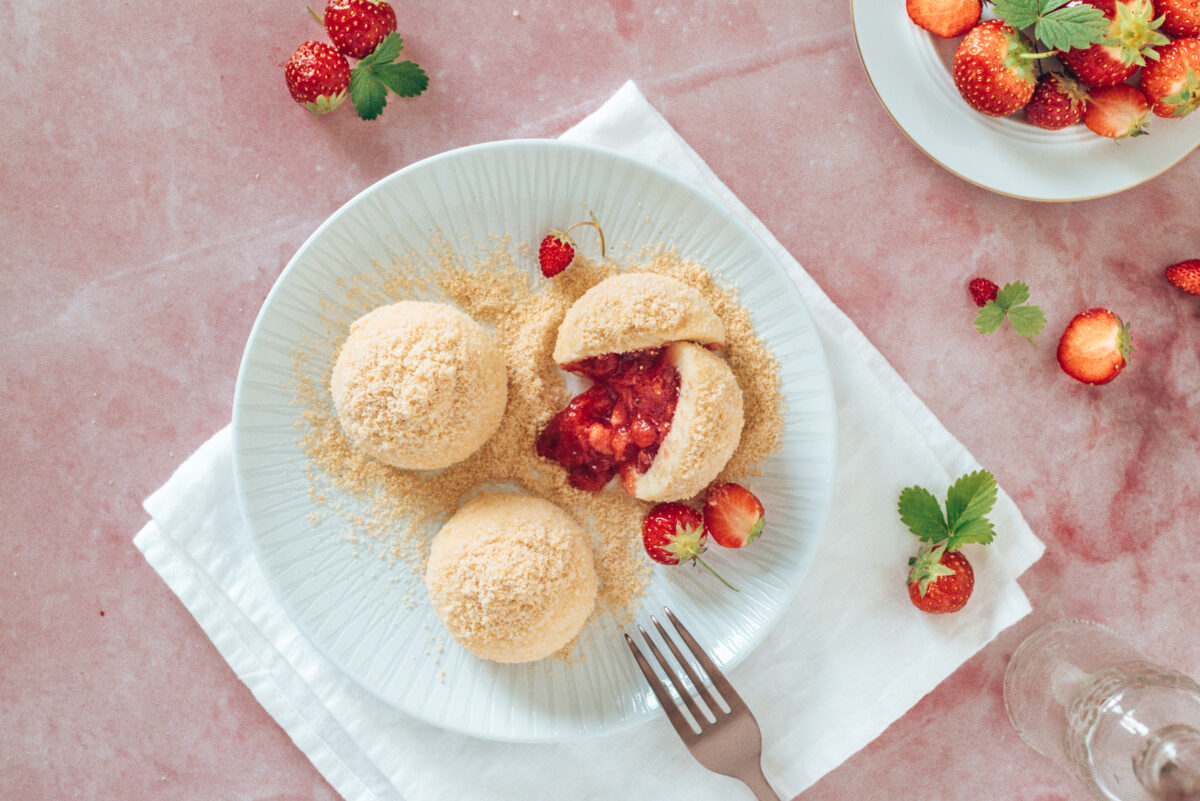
[134, 80, 1044, 801]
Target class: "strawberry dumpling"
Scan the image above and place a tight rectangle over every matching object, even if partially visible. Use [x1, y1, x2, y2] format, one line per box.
[330, 301, 507, 471]
[538, 273, 744, 502]
[424, 493, 597, 663]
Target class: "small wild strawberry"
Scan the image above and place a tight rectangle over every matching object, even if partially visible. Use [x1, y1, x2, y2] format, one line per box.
[1165, 259, 1200, 296]
[537, 212, 606, 278]
[968, 277, 1000, 307]
[285, 41, 351, 115]
[324, 0, 398, 59]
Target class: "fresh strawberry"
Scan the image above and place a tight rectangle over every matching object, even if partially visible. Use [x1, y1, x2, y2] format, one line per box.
[1060, 0, 1169, 88]
[952, 21, 1038, 117]
[538, 234, 575, 277]
[1024, 72, 1089, 129]
[906, 0, 982, 38]
[1083, 84, 1151, 138]
[537, 212, 606, 278]
[969, 277, 1000, 307]
[284, 41, 351, 115]
[324, 0, 397, 59]
[703, 483, 765, 549]
[907, 544, 975, 614]
[642, 503, 737, 590]
[1057, 308, 1133, 385]
[1158, 0, 1200, 37]
[1166, 259, 1200, 295]
[1140, 38, 1200, 118]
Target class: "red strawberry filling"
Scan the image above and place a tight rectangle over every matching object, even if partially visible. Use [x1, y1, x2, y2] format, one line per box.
[536, 347, 680, 492]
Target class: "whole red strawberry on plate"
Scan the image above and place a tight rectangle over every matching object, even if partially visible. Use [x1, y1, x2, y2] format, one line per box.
[1084, 84, 1151, 138]
[952, 20, 1038, 116]
[538, 212, 606, 277]
[1025, 72, 1089, 129]
[324, 0, 398, 59]
[1159, 0, 1200, 37]
[1166, 259, 1200, 295]
[1140, 37, 1200, 118]
[703, 482, 765, 549]
[642, 503, 737, 591]
[284, 41, 351, 115]
[1058, 0, 1169, 88]
[1057, 308, 1133, 384]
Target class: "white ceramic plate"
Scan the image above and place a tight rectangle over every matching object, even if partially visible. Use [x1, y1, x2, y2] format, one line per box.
[852, 2, 1200, 201]
[232, 139, 836, 742]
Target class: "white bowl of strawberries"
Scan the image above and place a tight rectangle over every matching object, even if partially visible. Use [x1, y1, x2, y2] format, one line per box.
[852, 0, 1200, 200]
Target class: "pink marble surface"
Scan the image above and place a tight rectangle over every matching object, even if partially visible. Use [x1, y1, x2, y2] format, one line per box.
[3, 1, 1199, 799]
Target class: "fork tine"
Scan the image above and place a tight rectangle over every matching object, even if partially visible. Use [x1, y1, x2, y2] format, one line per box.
[624, 633, 698, 742]
[638, 625, 710, 729]
[664, 606, 747, 712]
[650, 615, 724, 718]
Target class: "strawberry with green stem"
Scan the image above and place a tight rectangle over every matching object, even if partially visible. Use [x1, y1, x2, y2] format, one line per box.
[538, 211, 606, 277]
[1140, 38, 1200, 119]
[642, 503, 738, 591]
[323, 0, 397, 60]
[974, 280, 1046, 343]
[899, 470, 998, 614]
[1053, 0, 1170, 88]
[285, 41, 352, 115]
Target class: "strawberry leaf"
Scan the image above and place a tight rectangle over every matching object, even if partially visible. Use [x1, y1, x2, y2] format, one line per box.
[373, 61, 429, 97]
[947, 515, 997, 549]
[348, 34, 428, 120]
[898, 486, 949, 542]
[362, 33, 405, 66]
[975, 302, 1007, 335]
[996, 280, 1030, 309]
[349, 68, 388, 120]
[994, 0, 1109, 50]
[1008, 304, 1047, 342]
[945, 470, 998, 534]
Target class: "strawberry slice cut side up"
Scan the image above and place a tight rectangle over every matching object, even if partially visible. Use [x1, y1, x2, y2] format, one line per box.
[1084, 84, 1151, 138]
[703, 483, 765, 549]
[1057, 307, 1133, 385]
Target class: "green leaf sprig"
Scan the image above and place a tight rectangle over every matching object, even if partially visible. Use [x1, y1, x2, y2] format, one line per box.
[349, 34, 429, 121]
[898, 470, 998, 552]
[992, 0, 1110, 51]
[975, 281, 1046, 343]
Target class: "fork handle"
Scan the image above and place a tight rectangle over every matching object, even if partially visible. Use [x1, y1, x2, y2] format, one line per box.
[740, 764, 783, 801]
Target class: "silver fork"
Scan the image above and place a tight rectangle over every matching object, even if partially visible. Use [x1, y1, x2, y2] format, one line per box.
[624, 607, 782, 801]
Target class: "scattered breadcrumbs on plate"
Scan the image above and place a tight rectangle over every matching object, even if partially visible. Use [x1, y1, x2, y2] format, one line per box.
[292, 238, 784, 625]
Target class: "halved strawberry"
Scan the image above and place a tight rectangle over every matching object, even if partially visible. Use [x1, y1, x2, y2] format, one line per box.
[1060, 0, 1169, 88]
[952, 21, 1037, 117]
[906, 0, 982, 38]
[1057, 308, 1133, 385]
[1166, 260, 1200, 295]
[703, 483, 765, 549]
[1083, 84, 1151, 138]
[1140, 38, 1200, 119]
[1159, 0, 1200, 37]
[1024, 73, 1089, 130]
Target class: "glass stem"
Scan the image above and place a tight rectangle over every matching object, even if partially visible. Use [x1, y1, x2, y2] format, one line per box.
[1135, 724, 1200, 801]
